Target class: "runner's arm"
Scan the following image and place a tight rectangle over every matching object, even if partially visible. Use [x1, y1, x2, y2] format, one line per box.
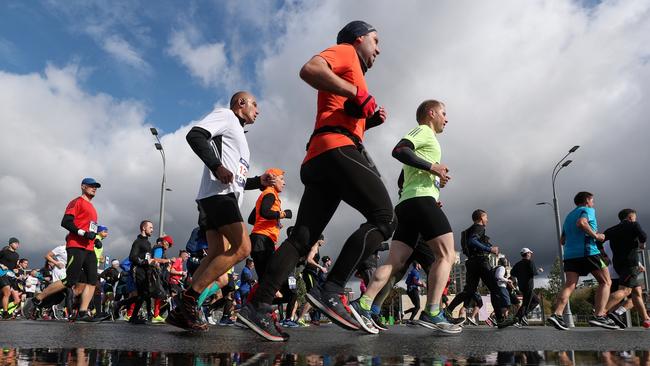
[305, 243, 323, 271]
[244, 176, 262, 190]
[61, 214, 94, 239]
[468, 235, 492, 253]
[247, 208, 256, 225]
[299, 55, 357, 97]
[186, 126, 222, 171]
[634, 222, 647, 245]
[391, 139, 431, 171]
[259, 193, 282, 220]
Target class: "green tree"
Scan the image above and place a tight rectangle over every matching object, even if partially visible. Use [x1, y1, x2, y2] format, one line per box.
[547, 256, 563, 300]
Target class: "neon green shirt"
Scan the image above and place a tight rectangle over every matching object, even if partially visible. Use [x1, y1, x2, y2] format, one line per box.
[398, 124, 441, 203]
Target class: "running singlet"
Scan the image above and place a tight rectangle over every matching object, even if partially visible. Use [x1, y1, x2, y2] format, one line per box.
[51, 245, 67, 281]
[64, 197, 98, 251]
[399, 124, 441, 203]
[562, 206, 599, 259]
[194, 108, 251, 206]
[252, 187, 282, 243]
[304, 44, 368, 163]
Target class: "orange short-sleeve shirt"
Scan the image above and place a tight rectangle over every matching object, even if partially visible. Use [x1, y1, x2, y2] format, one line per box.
[303, 44, 368, 163]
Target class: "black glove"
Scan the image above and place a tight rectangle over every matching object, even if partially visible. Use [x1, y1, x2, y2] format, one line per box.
[283, 210, 293, 219]
[83, 231, 97, 240]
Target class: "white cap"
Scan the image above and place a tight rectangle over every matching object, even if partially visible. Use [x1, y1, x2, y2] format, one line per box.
[111, 259, 120, 265]
[520, 247, 533, 255]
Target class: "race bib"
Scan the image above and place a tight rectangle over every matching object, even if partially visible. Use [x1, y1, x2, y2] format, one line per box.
[89, 221, 98, 233]
[235, 158, 249, 188]
[288, 275, 297, 290]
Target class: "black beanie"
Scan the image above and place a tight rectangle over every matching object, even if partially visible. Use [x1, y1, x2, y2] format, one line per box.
[336, 20, 376, 45]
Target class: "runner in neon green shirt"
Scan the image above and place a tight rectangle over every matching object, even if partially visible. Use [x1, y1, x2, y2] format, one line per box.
[350, 99, 461, 334]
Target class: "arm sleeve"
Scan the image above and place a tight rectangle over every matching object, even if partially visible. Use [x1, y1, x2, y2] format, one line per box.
[530, 261, 539, 276]
[468, 235, 492, 253]
[259, 194, 280, 220]
[245, 176, 262, 190]
[186, 126, 222, 171]
[635, 222, 648, 244]
[247, 208, 256, 226]
[61, 214, 80, 234]
[129, 242, 146, 266]
[392, 139, 431, 171]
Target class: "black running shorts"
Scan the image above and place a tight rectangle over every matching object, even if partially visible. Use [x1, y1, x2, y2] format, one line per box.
[64, 247, 97, 287]
[563, 254, 607, 276]
[616, 266, 642, 288]
[197, 193, 243, 231]
[392, 196, 452, 248]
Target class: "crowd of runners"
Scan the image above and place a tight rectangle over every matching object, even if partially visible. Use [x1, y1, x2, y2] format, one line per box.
[0, 20, 647, 343]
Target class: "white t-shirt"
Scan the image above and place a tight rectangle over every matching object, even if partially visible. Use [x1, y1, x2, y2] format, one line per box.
[194, 108, 250, 206]
[495, 266, 508, 288]
[25, 276, 39, 293]
[51, 245, 68, 282]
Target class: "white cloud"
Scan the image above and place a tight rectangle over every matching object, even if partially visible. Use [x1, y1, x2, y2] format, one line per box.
[101, 35, 150, 72]
[167, 28, 234, 88]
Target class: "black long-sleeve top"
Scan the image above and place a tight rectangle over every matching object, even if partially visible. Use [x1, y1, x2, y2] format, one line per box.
[129, 235, 152, 267]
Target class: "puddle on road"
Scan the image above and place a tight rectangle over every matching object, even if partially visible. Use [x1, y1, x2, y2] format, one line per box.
[1, 349, 648, 365]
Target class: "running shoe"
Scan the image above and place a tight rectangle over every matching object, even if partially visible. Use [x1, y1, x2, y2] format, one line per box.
[444, 310, 466, 326]
[75, 311, 96, 323]
[151, 315, 166, 323]
[281, 319, 299, 328]
[128, 317, 147, 325]
[296, 319, 310, 327]
[165, 292, 208, 331]
[219, 318, 236, 326]
[310, 319, 321, 326]
[589, 315, 619, 330]
[349, 300, 379, 334]
[1, 311, 10, 320]
[466, 316, 478, 326]
[417, 311, 462, 334]
[642, 319, 650, 329]
[305, 286, 360, 331]
[497, 316, 517, 329]
[237, 302, 289, 342]
[370, 313, 388, 331]
[484, 316, 496, 327]
[607, 312, 627, 329]
[520, 316, 529, 326]
[547, 313, 569, 330]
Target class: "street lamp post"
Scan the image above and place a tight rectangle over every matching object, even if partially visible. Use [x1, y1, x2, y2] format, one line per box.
[538, 145, 579, 327]
[150, 128, 167, 238]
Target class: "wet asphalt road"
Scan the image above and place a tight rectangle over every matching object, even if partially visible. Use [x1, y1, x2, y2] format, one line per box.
[1, 320, 648, 356]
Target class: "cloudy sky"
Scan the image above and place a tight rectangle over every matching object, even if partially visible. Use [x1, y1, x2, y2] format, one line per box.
[1, 0, 649, 281]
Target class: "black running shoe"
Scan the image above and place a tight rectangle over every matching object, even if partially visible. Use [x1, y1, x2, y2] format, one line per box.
[306, 286, 360, 331]
[128, 317, 147, 325]
[238, 302, 289, 342]
[165, 292, 208, 331]
[607, 312, 627, 329]
[547, 313, 569, 330]
[497, 316, 516, 329]
[75, 311, 96, 323]
[370, 313, 388, 331]
[349, 300, 379, 334]
[589, 315, 618, 330]
[520, 316, 529, 326]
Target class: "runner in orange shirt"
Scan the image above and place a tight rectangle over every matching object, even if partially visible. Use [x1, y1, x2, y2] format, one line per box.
[239, 20, 396, 342]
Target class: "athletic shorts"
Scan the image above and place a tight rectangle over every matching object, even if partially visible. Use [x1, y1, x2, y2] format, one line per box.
[197, 193, 243, 231]
[302, 271, 318, 292]
[393, 196, 452, 248]
[64, 247, 97, 287]
[616, 266, 641, 288]
[610, 278, 619, 292]
[563, 254, 607, 276]
[0, 275, 11, 289]
[409, 239, 436, 273]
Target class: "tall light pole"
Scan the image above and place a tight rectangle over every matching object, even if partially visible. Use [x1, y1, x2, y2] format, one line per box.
[150, 128, 167, 238]
[538, 145, 579, 327]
